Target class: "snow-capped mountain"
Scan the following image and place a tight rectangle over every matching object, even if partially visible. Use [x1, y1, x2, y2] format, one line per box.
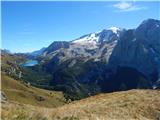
[42, 27, 123, 63]
[72, 27, 121, 45]
[42, 19, 160, 78]
[39, 19, 160, 94]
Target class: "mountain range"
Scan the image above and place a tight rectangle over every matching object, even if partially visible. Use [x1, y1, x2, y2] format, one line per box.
[2, 18, 160, 120]
[3, 18, 160, 100]
[20, 18, 160, 100]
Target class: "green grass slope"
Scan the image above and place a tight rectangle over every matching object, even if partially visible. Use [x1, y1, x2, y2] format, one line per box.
[1, 74, 66, 108]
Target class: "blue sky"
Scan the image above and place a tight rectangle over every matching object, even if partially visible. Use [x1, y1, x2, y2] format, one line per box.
[2, 1, 160, 53]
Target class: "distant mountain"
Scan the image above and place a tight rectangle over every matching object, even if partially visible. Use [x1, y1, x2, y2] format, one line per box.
[42, 41, 70, 56]
[31, 47, 46, 57]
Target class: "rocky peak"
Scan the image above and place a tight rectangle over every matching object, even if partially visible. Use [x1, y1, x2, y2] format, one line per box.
[135, 19, 160, 44]
[98, 27, 122, 44]
[43, 41, 70, 55]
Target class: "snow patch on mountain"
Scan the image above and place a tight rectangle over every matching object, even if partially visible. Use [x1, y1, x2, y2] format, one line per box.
[72, 27, 121, 46]
[72, 33, 99, 44]
[109, 27, 120, 34]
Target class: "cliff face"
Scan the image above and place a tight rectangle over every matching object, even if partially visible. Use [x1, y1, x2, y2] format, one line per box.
[108, 19, 160, 85]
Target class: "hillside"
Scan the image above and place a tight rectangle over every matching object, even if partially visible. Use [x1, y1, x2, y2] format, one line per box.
[1, 74, 66, 108]
[2, 89, 160, 120]
[1, 50, 26, 80]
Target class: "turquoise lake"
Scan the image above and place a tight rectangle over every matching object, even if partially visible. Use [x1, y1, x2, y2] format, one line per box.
[21, 60, 38, 67]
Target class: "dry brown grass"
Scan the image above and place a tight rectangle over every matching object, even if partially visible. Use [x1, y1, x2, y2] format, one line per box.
[2, 89, 160, 120]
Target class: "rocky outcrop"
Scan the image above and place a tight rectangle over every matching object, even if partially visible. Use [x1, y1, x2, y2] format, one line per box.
[1, 91, 7, 103]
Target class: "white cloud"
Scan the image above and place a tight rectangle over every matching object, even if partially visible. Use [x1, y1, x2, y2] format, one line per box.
[113, 1, 147, 12]
[114, 1, 132, 10]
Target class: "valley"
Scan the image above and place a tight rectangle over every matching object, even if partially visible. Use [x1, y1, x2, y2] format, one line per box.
[1, 8, 160, 119]
[15, 18, 160, 101]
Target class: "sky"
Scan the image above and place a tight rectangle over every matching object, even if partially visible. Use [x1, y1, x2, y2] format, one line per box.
[2, 1, 160, 53]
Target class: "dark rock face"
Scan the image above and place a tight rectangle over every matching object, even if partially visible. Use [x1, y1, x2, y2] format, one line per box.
[100, 67, 152, 92]
[108, 19, 160, 84]
[136, 19, 160, 47]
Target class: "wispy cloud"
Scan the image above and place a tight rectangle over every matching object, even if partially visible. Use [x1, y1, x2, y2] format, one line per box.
[113, 1, 147, 12]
